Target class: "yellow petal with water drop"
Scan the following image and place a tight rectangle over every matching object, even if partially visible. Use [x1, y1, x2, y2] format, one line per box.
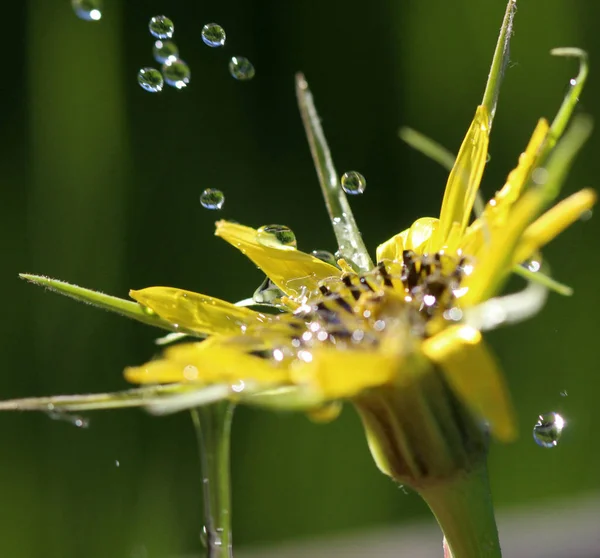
[125, 341, 289, 385]
[130, 287, 271, 336]
[376, 217, 438, 262]
[434, 106, 490, 249]
[514, 188, 597, 264]
[215, 220, 342, 299]
[422, 325, 516, 442]
[375, 232, 404, 263]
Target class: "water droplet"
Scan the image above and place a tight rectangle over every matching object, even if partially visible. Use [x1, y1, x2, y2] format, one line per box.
[253, 277, 283, 304]
[256, 225, 297, 250]
[560, 390, 568, 397]
[153, 40, 179, 64]
[527, 259, 541, 273]
[533, 412, 565, 448]
[570, 78, 577, 86]
[72, 0, 102, 21]
[48, 410, 90, 428]
[341, 171, 366, 195]
[229, 56, 255, 80]
[202, 23, 226, 47]
[311, 250, 338, 266]
[115, 460, 120, 467]
[149, 15, 174, 39]
[200, 188, 225, 210]
[162, 58, 190, 89]
[137, 67, 164, 93]
[580, 208, 593, 221]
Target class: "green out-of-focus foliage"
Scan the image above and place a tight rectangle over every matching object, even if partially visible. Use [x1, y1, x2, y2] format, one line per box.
[1, 1, 598, 557]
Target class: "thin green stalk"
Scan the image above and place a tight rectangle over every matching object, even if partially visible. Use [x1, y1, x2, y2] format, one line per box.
[191, 403, 235, 558]
[420, 465, 501, 558]
[295, 73, 373, 273]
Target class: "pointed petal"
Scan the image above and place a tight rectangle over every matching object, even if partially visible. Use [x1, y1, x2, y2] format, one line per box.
[515, 188, 596, 264]
[124, 341, 289, 385]
[292, 348, 398, 399]
[130, 287, 272, 336]
[435, 106, 490, 248]
[19, 274, 182, 334]
[422, 325, 516, 441]
[215, 220, 342, 299]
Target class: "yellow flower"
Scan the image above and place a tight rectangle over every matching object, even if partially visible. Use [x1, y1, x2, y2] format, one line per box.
[2, 1, 594, 491]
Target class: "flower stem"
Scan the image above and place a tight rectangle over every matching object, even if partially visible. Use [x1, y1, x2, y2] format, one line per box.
[191, 403, 235, 558]
[419, 464, 501, 558]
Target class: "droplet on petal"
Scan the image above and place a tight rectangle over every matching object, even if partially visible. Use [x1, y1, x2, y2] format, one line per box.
[256, 225, 297, 250]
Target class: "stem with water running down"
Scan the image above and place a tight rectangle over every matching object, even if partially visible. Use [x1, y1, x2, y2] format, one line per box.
[191, 402, 235, 558]
[419, 464, 502, 558]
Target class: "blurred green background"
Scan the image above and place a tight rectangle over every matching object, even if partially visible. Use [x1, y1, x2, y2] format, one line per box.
[1, 0, 599, 556]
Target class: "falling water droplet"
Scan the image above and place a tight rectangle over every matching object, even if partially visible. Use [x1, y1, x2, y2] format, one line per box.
[229, 56, 255, 80]
[311, 250, 338, 266]
[48, 410, 90, 429]
[200, 188, 225, 210]
[71, 0, 102, 21]
[115, 460, 120, 467]
[162, 58, 190, 89]
[153, 40, 179, 64]
[341, 171, 366, 195]
[202, 23, 226, 47]
[137, 67, 164, 93]
[533, 412, 565, 448]
[149, 15, 174, 39]
[256, 225, 297, 250]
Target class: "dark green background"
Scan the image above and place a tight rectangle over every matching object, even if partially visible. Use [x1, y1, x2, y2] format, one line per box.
[1, 1, 598, 556]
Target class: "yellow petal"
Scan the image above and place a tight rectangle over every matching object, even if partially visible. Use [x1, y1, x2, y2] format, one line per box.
[215, 221, 342, 299]
[434, 106, 490, 248]
[514, 188, 597, 264]
[291, 348, 398, 399]
[130, 287, 271, 336]
[460, 189, 542, 306]
[125, 341, 289, 385]
[421, 325, 516, 441]
[376, 232, 404, 263]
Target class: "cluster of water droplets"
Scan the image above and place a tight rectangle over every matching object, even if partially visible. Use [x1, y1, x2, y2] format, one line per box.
[72, 0, 102, 21]
[533, 411, 566, 448]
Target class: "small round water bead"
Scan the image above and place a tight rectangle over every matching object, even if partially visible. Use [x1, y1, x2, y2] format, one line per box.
[256, 225, 297, 250]
[311, 250, 338, 266]
[72, 0, 102, 21]
[229, 56, 255, 80]
[149, 15, 174, 39]
[533, 412, 566, 448]
[202, 23, 226, 47]
[199, 189, 225, 210]
[341, 171, 366, 195]
[162, 59, 190, 89]
[137, 68, 164, 92]
[153, 40, 179, 64]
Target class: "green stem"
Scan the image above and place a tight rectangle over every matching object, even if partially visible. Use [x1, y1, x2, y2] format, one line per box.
[191, 403, 235, 558]
[419, 464, 501, 558]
